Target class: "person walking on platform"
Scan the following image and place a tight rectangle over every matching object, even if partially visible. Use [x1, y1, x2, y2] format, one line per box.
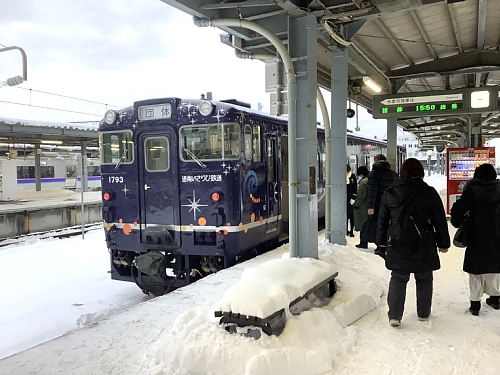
[450, 163, 500, 316]
[346, 164, 357, 237]
[357, 154, 398, 251]
[352, 165, 369, 236]
[376, 158, 450, 327]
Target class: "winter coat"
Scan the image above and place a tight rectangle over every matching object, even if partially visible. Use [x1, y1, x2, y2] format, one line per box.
[450, 178, 500, 274]
[347, 171, 357, 219]
[353, 176, 369, 231]
[366, 161, 399, 217]
[376, 178, 450, 273]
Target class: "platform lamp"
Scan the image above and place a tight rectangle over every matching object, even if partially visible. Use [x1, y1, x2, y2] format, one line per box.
[0, 46, 28, 86]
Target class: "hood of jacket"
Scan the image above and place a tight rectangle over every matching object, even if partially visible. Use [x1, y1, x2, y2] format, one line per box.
[468, 178, 500, 203]
[389, 177, 429, 199]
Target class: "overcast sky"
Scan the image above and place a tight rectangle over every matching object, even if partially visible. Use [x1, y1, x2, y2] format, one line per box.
[0, 0, 387, 139]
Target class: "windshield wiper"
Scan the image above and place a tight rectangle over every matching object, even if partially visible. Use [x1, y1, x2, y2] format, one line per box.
[184, 148, 206, 168]
[114, 149, 128, 170]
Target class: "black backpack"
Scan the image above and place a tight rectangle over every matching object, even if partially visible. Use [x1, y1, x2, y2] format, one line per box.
[389, 188, 432, 253]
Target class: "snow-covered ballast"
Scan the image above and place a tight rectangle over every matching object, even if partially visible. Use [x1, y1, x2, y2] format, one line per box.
[214, 257, 338, 337]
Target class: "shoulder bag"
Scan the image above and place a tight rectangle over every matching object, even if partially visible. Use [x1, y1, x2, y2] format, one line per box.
[453, 211, 469, 248]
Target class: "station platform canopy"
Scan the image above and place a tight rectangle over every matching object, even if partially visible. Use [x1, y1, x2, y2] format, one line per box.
[160, 0, 500, 149]
[0, 117, 99, 152]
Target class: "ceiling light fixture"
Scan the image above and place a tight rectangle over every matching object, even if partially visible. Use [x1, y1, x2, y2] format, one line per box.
[363, 77, 382, 93]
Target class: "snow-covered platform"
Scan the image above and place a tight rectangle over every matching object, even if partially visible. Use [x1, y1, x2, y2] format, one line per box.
[0, 240, 385, 375]
[0, 189, 102, 239]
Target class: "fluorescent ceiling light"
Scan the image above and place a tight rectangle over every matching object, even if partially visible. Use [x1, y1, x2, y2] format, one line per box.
[41, 140, 63, 144]
[470, 90, 489, 108]
[363, 77, 382, 93]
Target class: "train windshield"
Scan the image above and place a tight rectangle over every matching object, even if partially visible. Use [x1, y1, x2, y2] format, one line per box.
[99, 131, 134, 165]
[180, 123, 240, 161]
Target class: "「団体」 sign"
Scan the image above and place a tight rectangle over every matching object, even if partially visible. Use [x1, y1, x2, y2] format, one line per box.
[372, 87, 498, 119]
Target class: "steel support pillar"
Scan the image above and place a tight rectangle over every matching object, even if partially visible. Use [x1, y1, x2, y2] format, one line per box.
[288, 14, 318, 258]
[386, 118, 398, 171]
[35, 143, 41, 191]
[80, 141, 88, 192]
[328, 48, 348, 245]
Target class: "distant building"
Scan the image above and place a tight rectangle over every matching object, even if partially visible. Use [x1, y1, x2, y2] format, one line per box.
[397, 129, 438, 170]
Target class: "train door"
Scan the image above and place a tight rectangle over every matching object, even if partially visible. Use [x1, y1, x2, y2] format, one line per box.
[266, 135, 280, 233]
[139, 129, 180, 247]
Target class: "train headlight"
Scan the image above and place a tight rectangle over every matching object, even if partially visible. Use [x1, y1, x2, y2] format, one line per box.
[199, 101, 214, 116]
[104, 110, 117, 125]
[211, 192, 223, 202]
[103, 192, 112, 201]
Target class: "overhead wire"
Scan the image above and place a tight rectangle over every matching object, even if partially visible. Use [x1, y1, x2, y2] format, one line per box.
[0, 100, 104, 117]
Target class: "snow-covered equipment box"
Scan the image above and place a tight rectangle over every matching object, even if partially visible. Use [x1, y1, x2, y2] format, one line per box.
[214, 257, 338, 336]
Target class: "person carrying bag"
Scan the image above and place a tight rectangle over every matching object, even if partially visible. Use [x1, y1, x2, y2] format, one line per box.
[376, 158, 450, 327]
[450, 163, 500, 316]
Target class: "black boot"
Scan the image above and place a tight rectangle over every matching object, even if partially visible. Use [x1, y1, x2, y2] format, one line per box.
[349, 230, 355, 237]
[486, 296, 500, 310]
[355, 242, 368, 249]
[469, 301, 481, 316]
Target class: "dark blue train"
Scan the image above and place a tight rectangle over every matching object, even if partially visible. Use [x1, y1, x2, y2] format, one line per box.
[99, 96, 403, 295]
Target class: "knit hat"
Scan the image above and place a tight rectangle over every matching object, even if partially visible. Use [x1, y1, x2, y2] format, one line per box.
[357, 166, 369, 176]
[474, 163, 497, 181]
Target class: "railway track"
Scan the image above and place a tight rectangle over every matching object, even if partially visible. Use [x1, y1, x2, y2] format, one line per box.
[0, 222, 103, 248]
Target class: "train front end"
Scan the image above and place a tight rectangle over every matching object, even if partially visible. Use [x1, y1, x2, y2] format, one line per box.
[99, 98, 262, 295]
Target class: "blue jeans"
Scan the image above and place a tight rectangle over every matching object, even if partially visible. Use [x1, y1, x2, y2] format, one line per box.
[387, 270, 433, 320]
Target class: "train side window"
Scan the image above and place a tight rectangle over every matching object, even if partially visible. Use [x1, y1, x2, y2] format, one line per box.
[252, 126, 261, 162]
[100, 131, 133, 165]
[244, 125, 252, 161]
[41, 166, 55, 178]
[223, 123, 240, 160]
[145, 137, 170, 172]
[88, 166, 101, 176]
[267, 138, 275, 181]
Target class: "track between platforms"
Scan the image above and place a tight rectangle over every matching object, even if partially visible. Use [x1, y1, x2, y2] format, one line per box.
[0, 222, 103, 248]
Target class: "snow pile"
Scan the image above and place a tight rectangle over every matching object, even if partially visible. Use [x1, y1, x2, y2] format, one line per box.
[147, 243, 385, 375]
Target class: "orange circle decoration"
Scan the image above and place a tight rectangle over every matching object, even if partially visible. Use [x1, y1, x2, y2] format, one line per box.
[244, 226, 249, 233]
[259, 216, 263, 223]
[251, 213, 256, 222]
[181, 226, 186, 231]
[123, 223, 132, 235]
[198, 217, 207, 226]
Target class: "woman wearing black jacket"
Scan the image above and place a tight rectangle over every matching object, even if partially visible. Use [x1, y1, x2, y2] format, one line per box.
[450, 163, 500, 316]
[376, 158, 450, 327]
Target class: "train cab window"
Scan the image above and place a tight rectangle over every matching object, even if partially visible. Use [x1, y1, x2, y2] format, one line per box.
[180, 124, 239, 161]
[145, 137, 169, 172]
[41, 166, 55, 178]
[66, 165, 77, 178]
[252, 126, 261, 162]
[100, 131, 133, 165]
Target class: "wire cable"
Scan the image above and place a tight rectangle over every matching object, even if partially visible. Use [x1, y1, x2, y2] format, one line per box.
[0, 100, 103, 116]
[10, 85, 123, 108]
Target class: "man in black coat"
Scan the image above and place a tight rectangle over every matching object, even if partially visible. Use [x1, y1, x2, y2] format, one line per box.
[376, 158, 450, 327]
[451, 163, 500, 316]
[356, 154, 398, 250]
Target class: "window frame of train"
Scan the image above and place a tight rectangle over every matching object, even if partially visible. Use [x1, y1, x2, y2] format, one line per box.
[180, 123, 241, 162]
[144, 136, 170, 172]
[99, 130, 134, 165]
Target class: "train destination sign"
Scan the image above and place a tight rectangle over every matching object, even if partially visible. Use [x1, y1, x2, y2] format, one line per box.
[373, 87, 496, 119]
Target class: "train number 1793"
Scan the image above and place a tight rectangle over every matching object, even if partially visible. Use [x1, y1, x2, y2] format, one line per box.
[108, 176, 124, 183]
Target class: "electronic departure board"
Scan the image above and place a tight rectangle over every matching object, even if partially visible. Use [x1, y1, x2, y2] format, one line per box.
[372, 88, 498, 119]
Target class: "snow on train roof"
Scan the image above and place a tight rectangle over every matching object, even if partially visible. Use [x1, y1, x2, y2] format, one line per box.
[0, 116, 99, 132]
